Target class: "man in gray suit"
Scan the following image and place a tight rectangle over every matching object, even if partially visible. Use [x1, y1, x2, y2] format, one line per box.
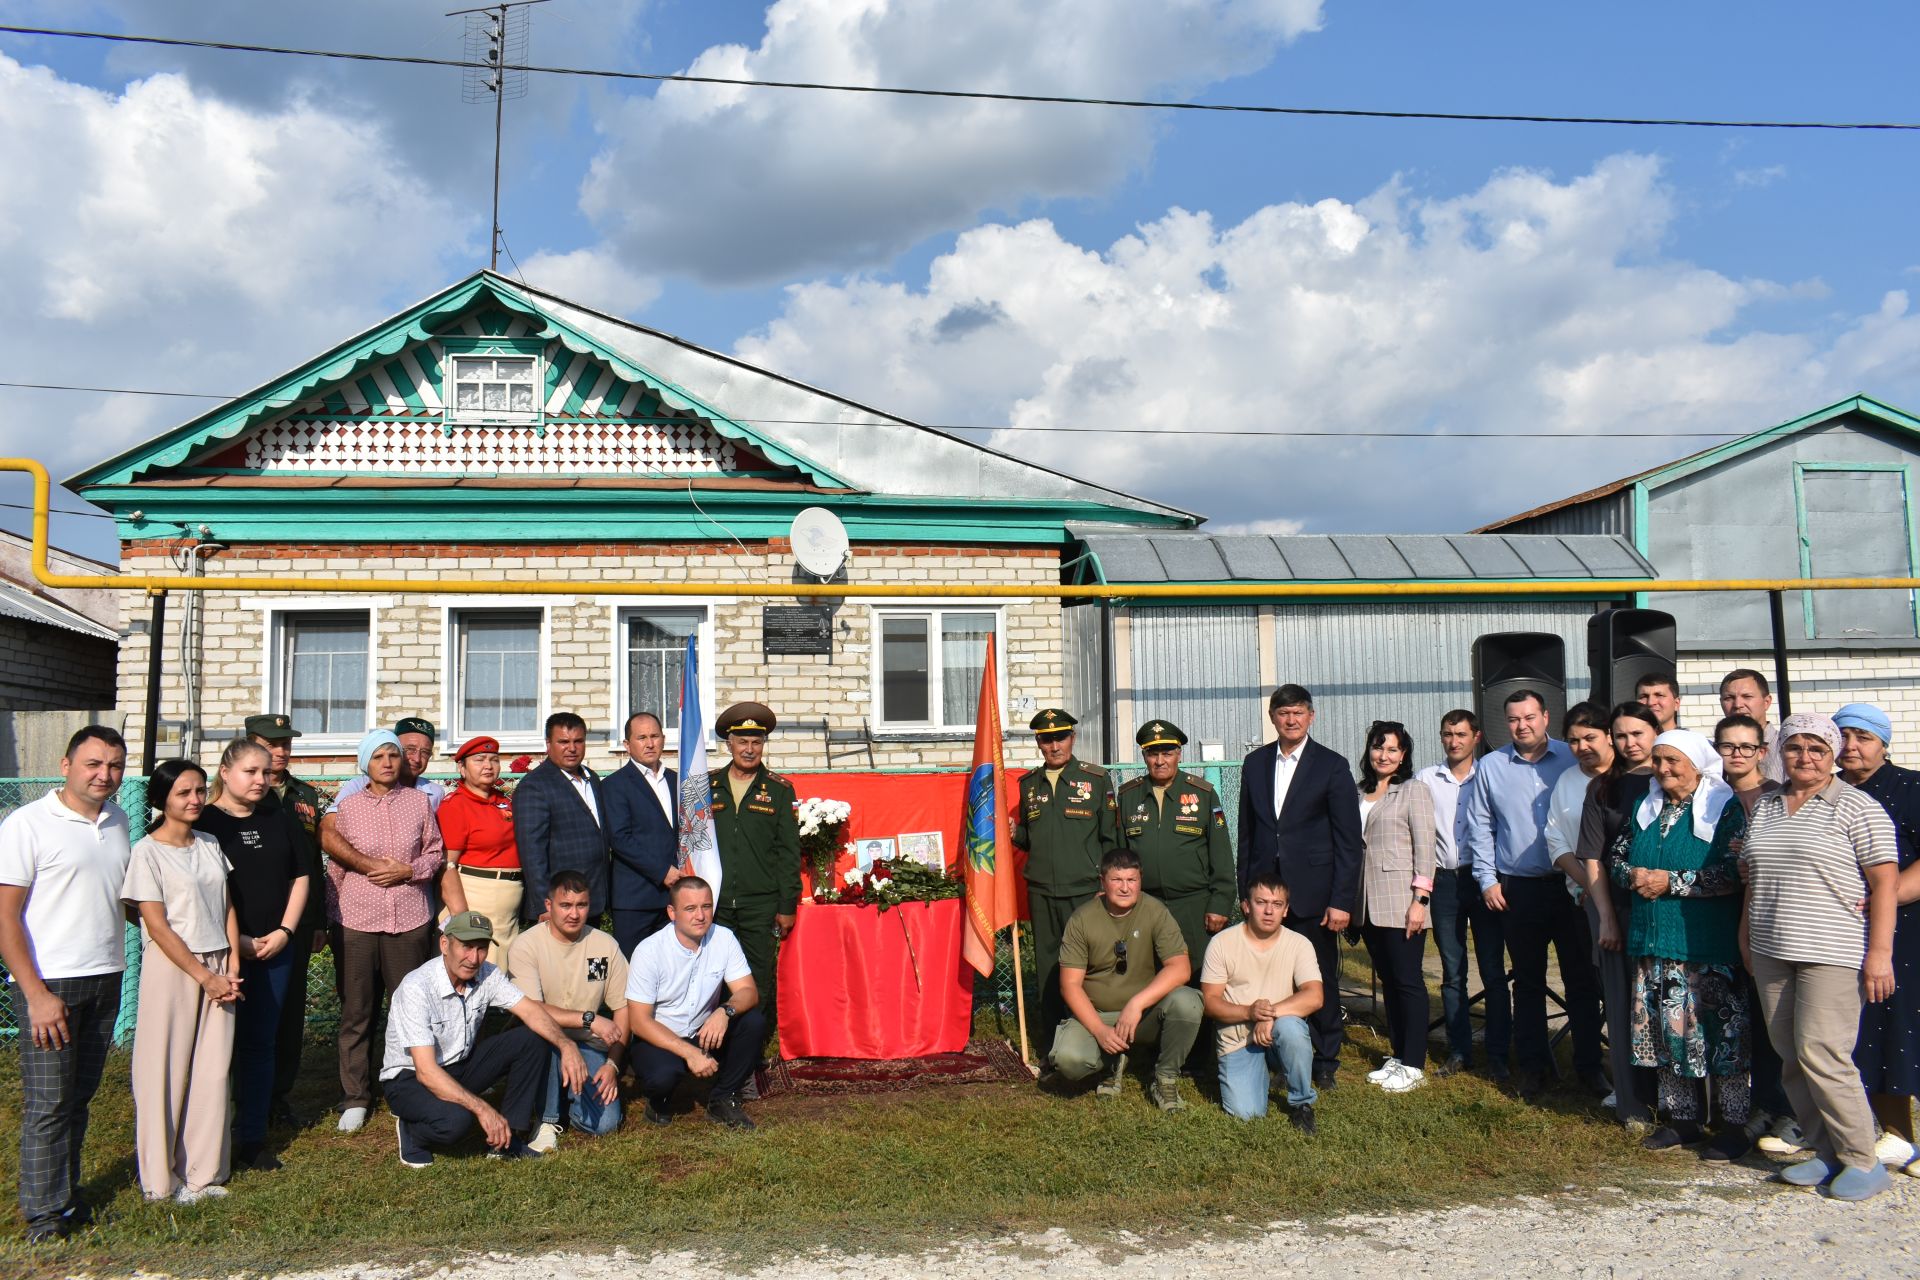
[515, 713, 610, 922]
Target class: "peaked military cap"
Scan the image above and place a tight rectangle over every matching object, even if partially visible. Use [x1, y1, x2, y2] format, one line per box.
[244, 713, 301, 740]
[394, 716, 437, 742]
[1029, 708, 1078, 735]
[1136, 720, 1187, 749]
[717, 701, 777, 736]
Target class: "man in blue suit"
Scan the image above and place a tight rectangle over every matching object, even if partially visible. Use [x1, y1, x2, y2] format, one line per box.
[1236, 685, 1364, 1089]
[603, 712, 681, 957]
[515, 713, 610, 922]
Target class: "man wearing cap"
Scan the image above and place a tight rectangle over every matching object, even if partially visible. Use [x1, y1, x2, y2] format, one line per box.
[436, 735, 522, 963]
[381, 911, 587, 1167]
[1012, 709, 1119, 1054]
[330, 717, 447, 813]
[708, 702, 800, 1033]
[247, 713, 327, 1125]
[515, 712, 611, 921]
[1117, 721, 1235, 988]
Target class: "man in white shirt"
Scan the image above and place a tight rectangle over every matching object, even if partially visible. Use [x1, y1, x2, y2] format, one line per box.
[626, 876, 766, 1131]
[0, 727, 133, 1242]
[604, 711, 680, 956]
[1414, 709, 1507, 1079]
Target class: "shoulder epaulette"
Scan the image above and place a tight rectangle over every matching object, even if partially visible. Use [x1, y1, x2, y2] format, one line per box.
[1117, 775, 1149, 793]
[1182, 771, 1216, 791]
[1073, 760, 1111, 779]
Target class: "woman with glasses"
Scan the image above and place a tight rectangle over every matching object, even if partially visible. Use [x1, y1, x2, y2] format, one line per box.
[1832, 703, 1920, 1178]
[1353, 721, 1436, 1094]
[1608, 730, 1750, 1158]
[1714, 713, 1795, 1157]
[1740, 713, 1900, 1201]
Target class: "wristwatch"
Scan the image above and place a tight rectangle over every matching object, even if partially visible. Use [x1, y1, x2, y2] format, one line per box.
[582, 1010, 596, 1032]
[721, 1004, 737, 1019]
[1413, 893, 1431, 905]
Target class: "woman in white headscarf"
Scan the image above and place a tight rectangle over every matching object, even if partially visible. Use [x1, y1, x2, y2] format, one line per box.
[1606, 729, 1751, 1157]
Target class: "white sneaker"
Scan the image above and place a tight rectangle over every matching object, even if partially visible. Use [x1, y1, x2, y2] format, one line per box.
[1367, 1058, 1402, 1084]
[1756, 1117, 1806, 1155]
[338, 1106, 369, 1134]
[1601, 1092, 1617, 1110]
[1741, 1109, 1774, 1141]
[1873, 1132, 1917, 1168]
[1381, 1063, 1427, 1094]
[527, 1121, 562, 1154]
[173, 1184, 229, 1204]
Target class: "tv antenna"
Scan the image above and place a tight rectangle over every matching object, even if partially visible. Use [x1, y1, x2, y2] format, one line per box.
[449, 0, 550, 270]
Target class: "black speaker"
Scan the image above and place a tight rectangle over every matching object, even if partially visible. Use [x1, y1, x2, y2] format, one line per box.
[1587, 608, 1677, 712]
[1472, 632, 1567, 753]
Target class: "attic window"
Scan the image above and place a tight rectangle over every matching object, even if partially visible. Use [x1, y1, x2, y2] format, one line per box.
[449, 354, 540, 425]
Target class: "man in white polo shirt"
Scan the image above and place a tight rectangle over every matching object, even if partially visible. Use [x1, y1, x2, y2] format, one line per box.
[626, 876, 766, 1131]
[0, 726, 133, 1243]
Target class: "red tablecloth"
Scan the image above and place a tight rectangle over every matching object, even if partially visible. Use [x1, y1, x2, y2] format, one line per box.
[776, 898, 974, 1060]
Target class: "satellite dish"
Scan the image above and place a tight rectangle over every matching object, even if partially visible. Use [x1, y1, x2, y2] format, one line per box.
[791, 507, 849, 578]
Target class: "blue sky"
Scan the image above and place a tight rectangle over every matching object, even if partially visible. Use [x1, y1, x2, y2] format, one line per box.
[4, 1, 1920, 561]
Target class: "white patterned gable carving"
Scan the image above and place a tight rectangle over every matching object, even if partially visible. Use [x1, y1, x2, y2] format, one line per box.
[241, 420, 740, 475]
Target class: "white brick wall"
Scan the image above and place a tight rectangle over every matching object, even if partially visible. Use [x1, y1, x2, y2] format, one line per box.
[1679, 650, 1920, 749]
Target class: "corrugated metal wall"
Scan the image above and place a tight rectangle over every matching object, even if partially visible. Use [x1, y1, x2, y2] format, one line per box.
[1496, 492, 1632, 538]
[1128, 606, 1264, 760]
[1060, 602, 1107, 763]
[1270, 601, 1600, 771]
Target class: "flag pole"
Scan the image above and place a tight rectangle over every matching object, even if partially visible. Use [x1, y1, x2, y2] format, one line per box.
[1008, 923, 1033, 1069]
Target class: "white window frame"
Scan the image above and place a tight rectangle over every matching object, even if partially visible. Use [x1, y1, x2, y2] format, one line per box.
[610, 602, 715, 755]
[442, 603, 551, 750]
[251, 600, 383, 753]
[443, 347, 543, 429]
[868, 604, 1005, 735]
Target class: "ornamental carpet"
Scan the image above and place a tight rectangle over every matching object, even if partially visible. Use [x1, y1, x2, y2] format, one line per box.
[754, 1037, 1031, 1098]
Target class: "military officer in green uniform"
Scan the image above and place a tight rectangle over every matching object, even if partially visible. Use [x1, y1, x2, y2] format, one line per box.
[708, 702, 801, 1038]
[1116, 720, 1235, 983]
[1011, 709, 1117, 1054]
[246, 712, 327, 1124]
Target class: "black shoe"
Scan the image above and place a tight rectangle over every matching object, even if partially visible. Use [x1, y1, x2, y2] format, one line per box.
[269, 1098, 298, 1127]
[1641, 1124, 1697, 1152]
[707, 1095, 757, 1131]
[1485, 1060, 1512, 1084]
[1699, 1128, 1752, 1163]
[1311, 1066, 1339, 1091]
[1578, 1068, 1613, 1100]
[1432, 1054, 1469, 1078]
[394, 1116, 434, 1168]
[235, 1141, 282, 1172]
[488, 1137, 544, 1161]
[61, 1200, 93, 1229]
[642, 1098, 672, 1127]
[1289, 1104, 1317, 1136]
[24, 1217, 68, 1245]
[1515, 1070, 1547, 1102]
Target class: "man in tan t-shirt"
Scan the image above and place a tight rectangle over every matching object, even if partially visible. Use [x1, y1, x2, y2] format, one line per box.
[1050, 849, 1204, 1111]
[506, 870, 629, 1151]
[1200, 873, 1324, 1130]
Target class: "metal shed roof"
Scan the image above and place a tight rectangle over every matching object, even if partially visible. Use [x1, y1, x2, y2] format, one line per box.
[0, 578, 119, 641]
[1068, 530, 1656, 586]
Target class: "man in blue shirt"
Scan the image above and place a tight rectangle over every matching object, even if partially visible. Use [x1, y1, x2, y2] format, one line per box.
[1464, 689, 1605, 1103]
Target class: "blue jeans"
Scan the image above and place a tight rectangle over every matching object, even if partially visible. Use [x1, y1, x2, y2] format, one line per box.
[234, 948, 293, 1144]
[1217, 1016, 1316, 1119]
[1432, 865, 1510, 1064]
[540, 1041, 621, 1135]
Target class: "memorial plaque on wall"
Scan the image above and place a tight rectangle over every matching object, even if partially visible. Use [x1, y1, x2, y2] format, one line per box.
[763, 605, 834, 657]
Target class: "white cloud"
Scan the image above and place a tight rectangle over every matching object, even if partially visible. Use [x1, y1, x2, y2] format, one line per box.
[1734, 165, 1788, 189]
[0, 52, 474, 489]
[580, 0, 1325, 284]
[515, 247, 661, 316]
[735, 153, 1920, 532]
[1208, 517, 1306, 536]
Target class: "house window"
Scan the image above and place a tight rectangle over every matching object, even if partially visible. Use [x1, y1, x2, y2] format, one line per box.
[279, 612, 370, 737]
[875, 609, 998, 730]
[623, 609, 702, 734]
[448, 355, 539, 425]
[454, 609, 541, 735]
[1799, 465, 1919, 640]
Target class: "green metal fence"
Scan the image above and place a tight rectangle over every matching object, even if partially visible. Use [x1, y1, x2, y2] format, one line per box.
[1, 762, 1248, 1047]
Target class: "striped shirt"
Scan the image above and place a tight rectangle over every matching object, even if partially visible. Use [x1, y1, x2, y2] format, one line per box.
[327, 784, 444, 935]
[1741, 777, 1897, 968]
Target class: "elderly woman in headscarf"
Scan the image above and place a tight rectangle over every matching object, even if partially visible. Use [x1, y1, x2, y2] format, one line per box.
[1833, 703, 1920, 1177]
[326, 729, 446, 1134]
[1740, 712, 1900, 1201]
[1606, 729, 1750, 1158]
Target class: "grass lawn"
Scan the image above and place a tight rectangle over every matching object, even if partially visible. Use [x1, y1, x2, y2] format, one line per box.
[0, 1007, 1668, 1279]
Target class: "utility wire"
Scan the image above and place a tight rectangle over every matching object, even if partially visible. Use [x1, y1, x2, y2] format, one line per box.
[0, 378, 1748, 441]
[3, 24, 1918, 132]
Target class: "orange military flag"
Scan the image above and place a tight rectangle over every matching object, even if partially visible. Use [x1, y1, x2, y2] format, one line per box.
[960, 643, 1021, 979]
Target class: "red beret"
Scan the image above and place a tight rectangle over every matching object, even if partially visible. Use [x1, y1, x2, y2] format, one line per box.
[453, 735, 500, 762]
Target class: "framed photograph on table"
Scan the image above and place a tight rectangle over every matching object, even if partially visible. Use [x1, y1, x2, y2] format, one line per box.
[856, 837, 896, 869]
[897, 831, 945, 871]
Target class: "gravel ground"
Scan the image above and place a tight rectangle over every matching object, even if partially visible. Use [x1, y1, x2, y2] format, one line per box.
[222, 1166, 1918, 1280]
